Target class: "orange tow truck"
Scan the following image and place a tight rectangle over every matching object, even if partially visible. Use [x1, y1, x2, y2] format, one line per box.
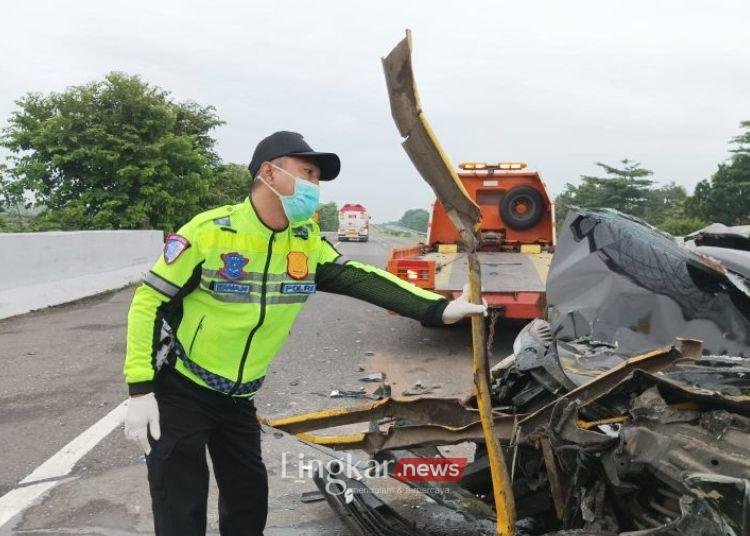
[387, 161, 555, 320]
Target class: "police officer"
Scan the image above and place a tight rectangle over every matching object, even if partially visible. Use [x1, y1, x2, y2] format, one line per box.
[123, 131, 485, 536]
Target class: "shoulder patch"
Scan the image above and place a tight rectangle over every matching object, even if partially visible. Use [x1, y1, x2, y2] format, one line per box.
[163, 234, 190, 264]
[213, 216, 231, 227]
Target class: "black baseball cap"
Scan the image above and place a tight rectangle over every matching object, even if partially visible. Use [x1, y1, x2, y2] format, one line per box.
[248, 131, 341, 181]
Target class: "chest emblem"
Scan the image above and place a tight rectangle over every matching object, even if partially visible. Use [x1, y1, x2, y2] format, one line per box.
[219, 252, 249, 281]
[287, 251, 309, 280]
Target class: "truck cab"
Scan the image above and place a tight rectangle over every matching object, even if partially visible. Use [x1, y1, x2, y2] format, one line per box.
[387, 162, 554, 320]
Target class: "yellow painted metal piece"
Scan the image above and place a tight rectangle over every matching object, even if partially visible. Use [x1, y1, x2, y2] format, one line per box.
[438, 243, 459, 253]
[520, 244, 542, 254]
[264, 399, 388, 430]
[382, 31, 480, 244]
[469, 268, 516, 533]
[383, 30, 515, 534]
[416, 112, 479, 223]
[295, 432, 366, 446]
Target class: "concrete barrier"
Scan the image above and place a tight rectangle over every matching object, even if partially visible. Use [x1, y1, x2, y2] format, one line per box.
[0, 230, 164, 319]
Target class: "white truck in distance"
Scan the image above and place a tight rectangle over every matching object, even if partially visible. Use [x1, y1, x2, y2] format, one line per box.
[337, 204, 369, 242]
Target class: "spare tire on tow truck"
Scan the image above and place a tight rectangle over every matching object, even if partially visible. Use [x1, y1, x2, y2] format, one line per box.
[500, 185, 544, 231]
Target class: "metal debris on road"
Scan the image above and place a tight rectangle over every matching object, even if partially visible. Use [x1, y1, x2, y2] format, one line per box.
[300, 490, 326, 503]
[359, 372, 385, 382]
[401, 381, 442, 397]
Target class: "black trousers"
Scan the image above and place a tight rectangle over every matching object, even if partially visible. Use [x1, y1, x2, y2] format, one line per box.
[147, 368, 268, 536]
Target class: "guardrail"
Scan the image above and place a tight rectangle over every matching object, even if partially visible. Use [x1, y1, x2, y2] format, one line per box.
[0, 230, 163, 319]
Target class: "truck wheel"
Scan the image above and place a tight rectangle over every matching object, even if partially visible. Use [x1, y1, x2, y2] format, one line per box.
[500, 186, 544, 231]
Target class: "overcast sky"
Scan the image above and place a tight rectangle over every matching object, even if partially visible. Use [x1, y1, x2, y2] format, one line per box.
[2, 1, 749, 222]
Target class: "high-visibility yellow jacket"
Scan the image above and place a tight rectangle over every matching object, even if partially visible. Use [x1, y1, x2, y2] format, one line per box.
[124, 197, 448, 397]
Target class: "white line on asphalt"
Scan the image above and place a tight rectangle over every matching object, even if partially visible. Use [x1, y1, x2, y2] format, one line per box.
[0, 400, 128, 528]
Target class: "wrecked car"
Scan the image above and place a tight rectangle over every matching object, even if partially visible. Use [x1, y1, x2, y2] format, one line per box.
[269, 208, 750, 535]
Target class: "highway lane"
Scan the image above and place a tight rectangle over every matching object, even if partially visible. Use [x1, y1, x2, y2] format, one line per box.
[0, 229, 521, 535]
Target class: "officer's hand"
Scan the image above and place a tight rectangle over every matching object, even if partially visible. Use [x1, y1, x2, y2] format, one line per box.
[124, 393, 161, 455]
[442, 283, 488, 324]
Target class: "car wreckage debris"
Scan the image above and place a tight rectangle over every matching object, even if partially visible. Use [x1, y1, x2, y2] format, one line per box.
[313, 461, 432, 536]
[273, 209, 750, 535]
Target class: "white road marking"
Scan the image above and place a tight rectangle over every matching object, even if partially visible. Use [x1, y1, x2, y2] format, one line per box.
[0, 400, 128, 527]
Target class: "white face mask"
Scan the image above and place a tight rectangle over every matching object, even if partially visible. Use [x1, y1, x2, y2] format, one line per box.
[259, 164, 320, 223]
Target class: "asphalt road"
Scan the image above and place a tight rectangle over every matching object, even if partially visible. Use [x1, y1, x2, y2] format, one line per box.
[0, 230, 521, 535]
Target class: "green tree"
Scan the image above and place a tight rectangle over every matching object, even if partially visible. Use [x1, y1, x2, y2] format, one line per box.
[658, 215, 708, 236]
[399, 208, 429, 232]
[686, 121, 750, 225]
[0, 72, 223, 231]
[317, 201, 338, 232]
[203, 163, 252, 207]
[555, 159, 655, 223]
[0, 163, 27, 231]
[644, 182, 687, 226]
[648, 182, 707, 235]
[554, 159, 707, 234]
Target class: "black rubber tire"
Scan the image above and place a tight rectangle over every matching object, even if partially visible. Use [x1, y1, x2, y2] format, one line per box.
[500, 186, 544, 231]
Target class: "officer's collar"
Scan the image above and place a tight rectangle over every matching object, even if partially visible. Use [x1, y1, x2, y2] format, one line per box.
[244, 196, 289, 234]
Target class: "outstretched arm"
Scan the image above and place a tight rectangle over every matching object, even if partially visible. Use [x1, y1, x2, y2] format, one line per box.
[315, 238, 450, 326]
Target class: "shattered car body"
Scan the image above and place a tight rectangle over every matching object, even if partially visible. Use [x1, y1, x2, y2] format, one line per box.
[559, 368, 750, 535]
[506, 351, 750, 534]
[547, 209, 750, 357]
[269, 209, 750, 535]
[685, 222, 750, 280]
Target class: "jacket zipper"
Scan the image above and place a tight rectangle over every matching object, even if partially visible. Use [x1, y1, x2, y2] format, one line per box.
[229, 231, 275, 394]
[188, 315, 205, 355]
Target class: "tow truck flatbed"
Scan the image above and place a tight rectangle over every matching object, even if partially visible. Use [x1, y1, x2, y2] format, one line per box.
[429, 251, 550, 294]
[389, 245, 552, 318]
